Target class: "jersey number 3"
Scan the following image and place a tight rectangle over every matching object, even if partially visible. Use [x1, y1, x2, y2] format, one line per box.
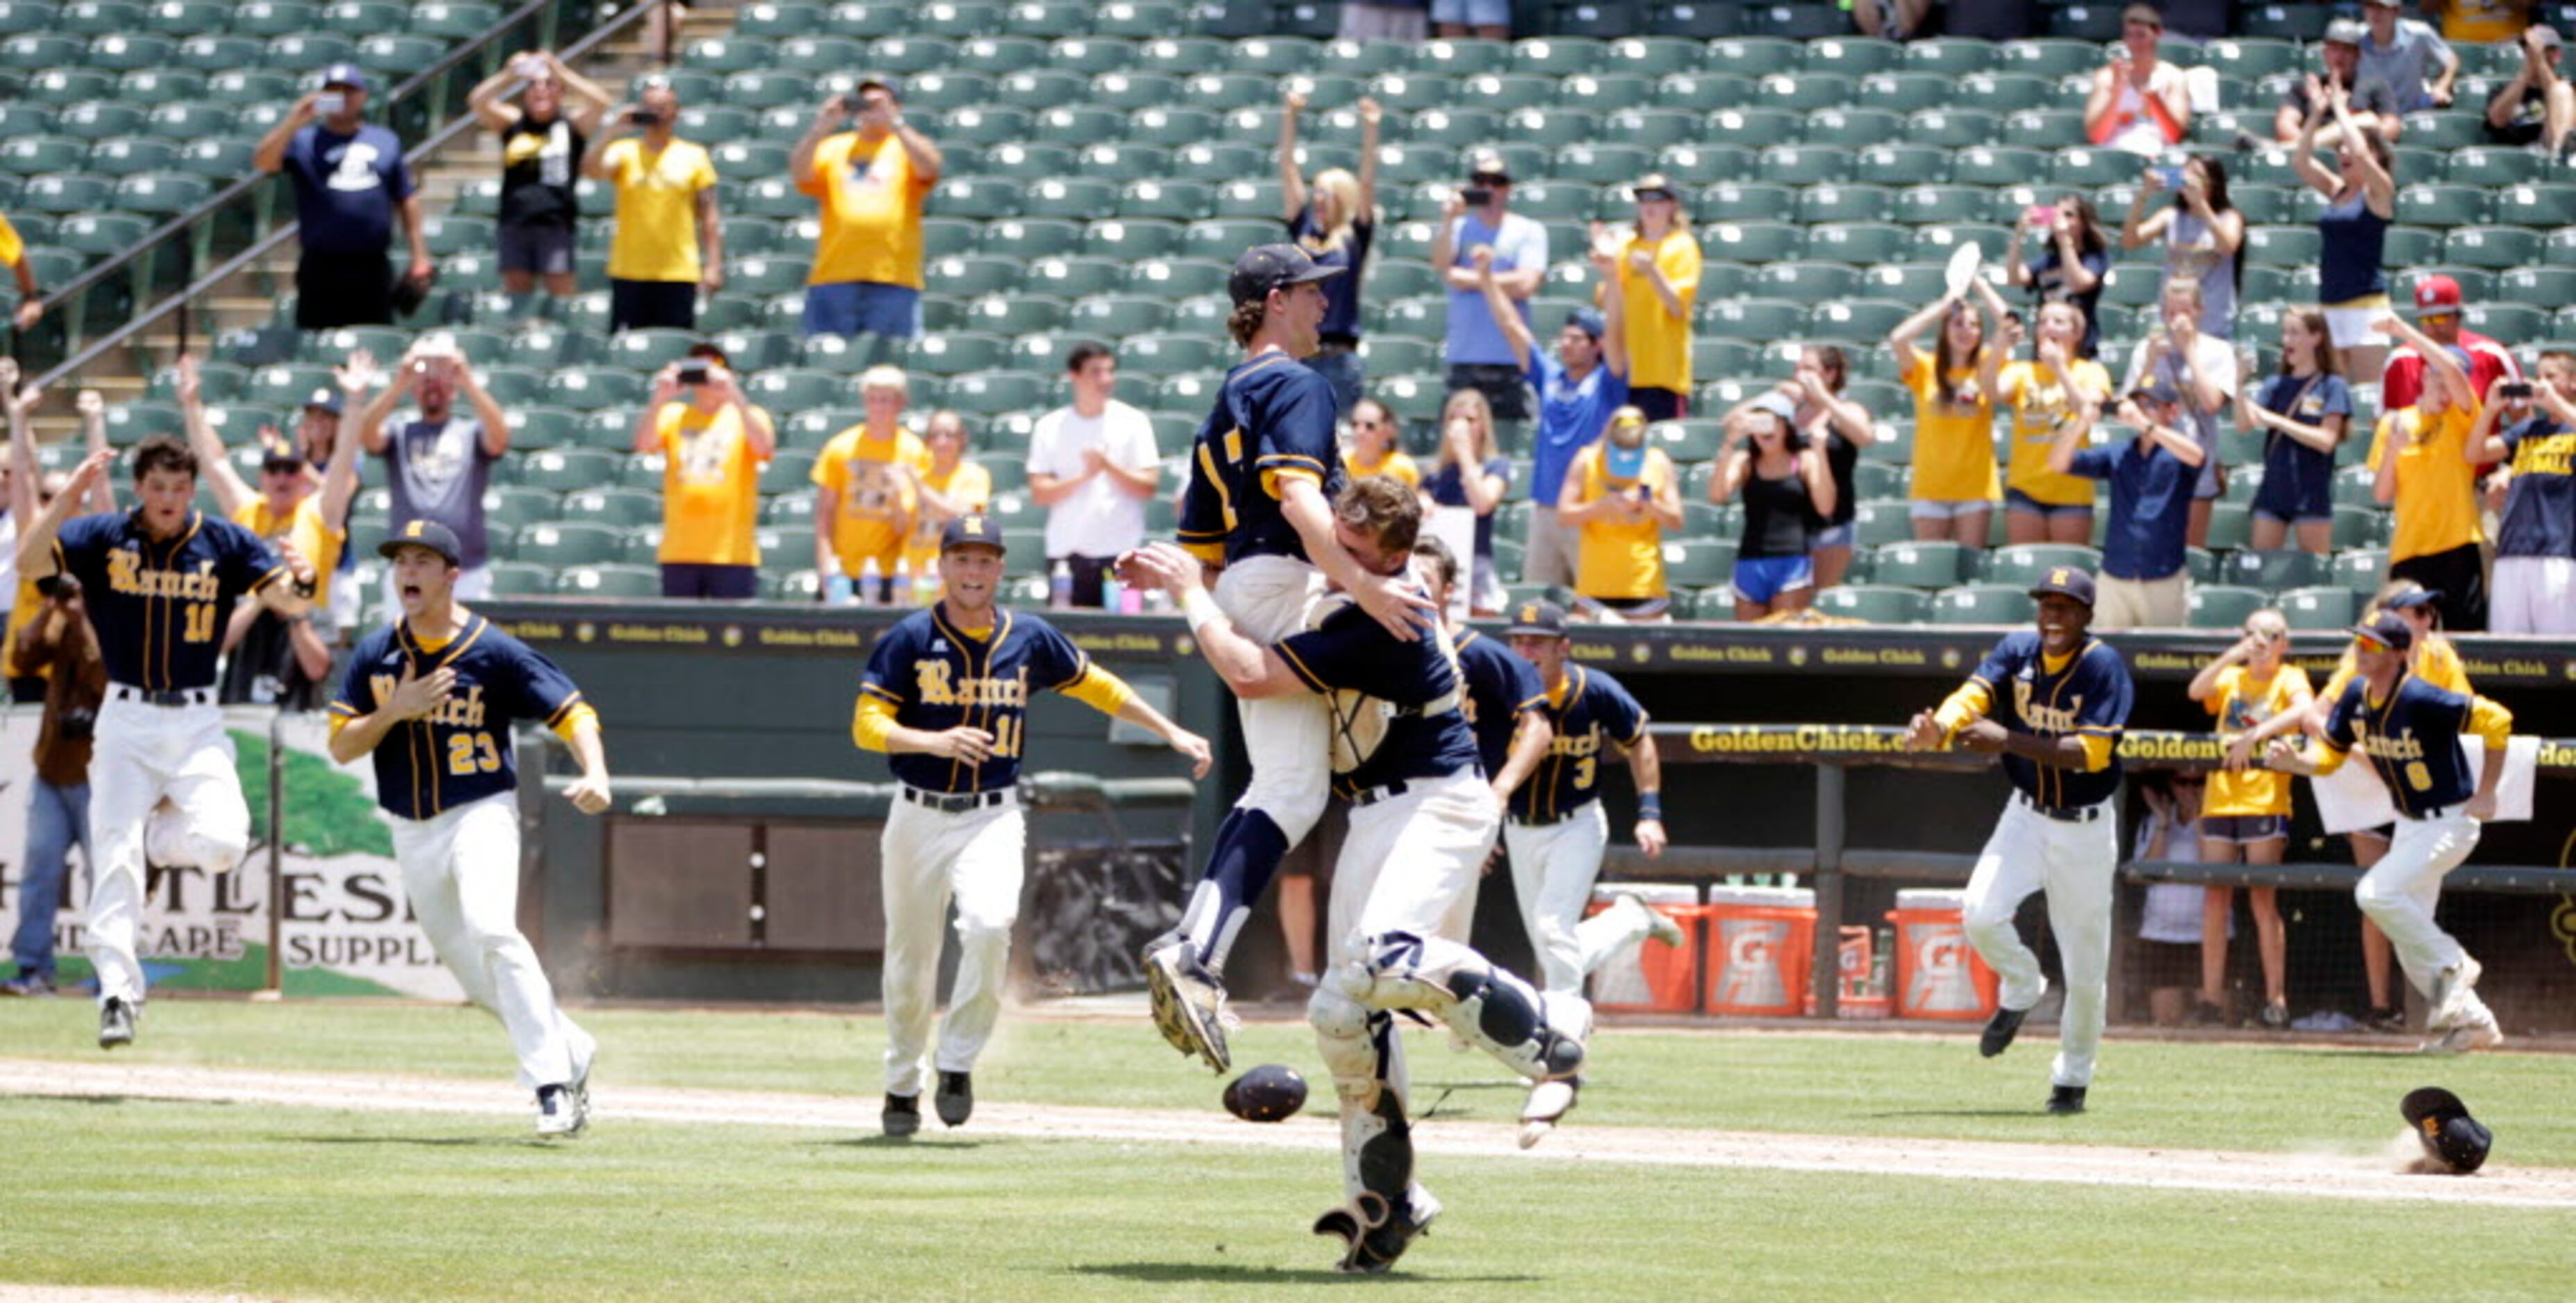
[447, 731, 502, 776]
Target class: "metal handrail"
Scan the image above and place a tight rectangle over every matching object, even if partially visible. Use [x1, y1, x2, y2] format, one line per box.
[28, 0, 652, 391]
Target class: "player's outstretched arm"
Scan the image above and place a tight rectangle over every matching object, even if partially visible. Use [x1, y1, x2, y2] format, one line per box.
[3, 360, 40, 527]
[75, 389, 115, 514]
[253, 538, 319, 620]
[176, 355, 255, 518]
[1116, 696, 1214, 780]
[328, 663, 455, 764]
[15, 445, 112, 582]
[561, 717, 612, 815]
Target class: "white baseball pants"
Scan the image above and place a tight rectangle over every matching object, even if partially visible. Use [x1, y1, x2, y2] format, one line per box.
[2354, 810, 2484, 1005]
[880, 791, 1025, 1098]
[1503, 799, 1639, 1037]
[1961, 795, 2119, 1089]
[2489, 557, 2576, 635]
[393, 793, 593, 1091]
[85, 697, 251, 1009]
[1214, 554, 1332, 846]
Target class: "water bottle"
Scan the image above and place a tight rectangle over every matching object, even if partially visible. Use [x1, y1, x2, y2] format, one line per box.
[891, 558, 915, 608]
[1101, 572, 1124, 613]
[1120, 579, 1144, 615]
[1049, 559, 1073, 610]
[1872, 926, 1897, 998]
[857, 556, 882, 606]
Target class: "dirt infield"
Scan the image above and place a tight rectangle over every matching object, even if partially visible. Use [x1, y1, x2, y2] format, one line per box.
[11, 1058, 2574, 1210]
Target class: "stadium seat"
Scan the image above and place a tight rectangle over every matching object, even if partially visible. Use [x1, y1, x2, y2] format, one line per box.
[1866, 540, 1969, 588]
[2187, 584, 2269, 630]
[1929, 584, 2035, 625]
[1814, 584, 1929, 624]
[1849, 499, 1912, 548]
[1645, 419, 1725, 463]
[2219, 549, 2326, 593]
[1976, 544, 2101, 588]
[1661, 538, 1737, 588]
[1698, 297, 1808, 341]
[1603, 35, 1704, 77]
[560, 488, 662, 529]
[2330, 549, 2389, 593]
[1805, 224, 1912, 266]
[555, 564, 663, 599]
[2276, 586, 2358, 631]
[1802, 36, 1902, 76]
[1698, 221, 1805, 265]
[2443, 147, 2546, 188]
[514, 450, 625, 495]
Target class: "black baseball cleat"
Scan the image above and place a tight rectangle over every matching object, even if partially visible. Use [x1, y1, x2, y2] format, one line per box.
[2047, 1085, 2087, 1115]
[97, 997, 136, 1050]
[935, 1071, 974, 1127]
[1979, 1005, 2028, 1058]
[881, 1091, 922, 1139]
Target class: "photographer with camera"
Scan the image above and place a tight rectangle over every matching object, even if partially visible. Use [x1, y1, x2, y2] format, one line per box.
[582, 78, 722, 333]
[1434, 150, 1546, 427]
[791, 78, 942, 341]
[2468, 350, 2576, 635]
[468, 50, 615, 322]
[634, 342, 777, 599]
[355, 336, 513, 603]
[253, 64, 434, 330]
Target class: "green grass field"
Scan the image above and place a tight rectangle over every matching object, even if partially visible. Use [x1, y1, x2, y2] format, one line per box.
[2, 1000, 2570, 1300]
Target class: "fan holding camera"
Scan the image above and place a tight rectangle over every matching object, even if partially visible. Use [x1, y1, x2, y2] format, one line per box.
[253, 63, 436, 330]
[791, 78, 942, 341]
[632, 343, 778, 601]
[2466, 350, 2576, 635]
[468, 51, 616, 321]
[581, 78, 722, 333]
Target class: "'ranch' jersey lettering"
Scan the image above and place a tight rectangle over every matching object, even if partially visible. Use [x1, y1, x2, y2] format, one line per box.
[2319, 671, 2514, 817]
[1512, 663, 1647, 824]
[1175, 352, 1346, 566]
[1965, 631, 2133, 810]
[861, 606, 1092, 792]
[54, 510, 286, 690]
[330, 613, 588, 820]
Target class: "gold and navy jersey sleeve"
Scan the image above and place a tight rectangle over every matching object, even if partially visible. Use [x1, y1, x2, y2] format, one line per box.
[1187, 357, 1350, 566]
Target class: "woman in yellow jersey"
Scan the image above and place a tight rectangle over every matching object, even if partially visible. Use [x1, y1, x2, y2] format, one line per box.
[2232, 579, 2464, 1032]
[898, 409, 990, 593]
[1341, 396, 1421, 489]
[1990, 300, 2112, 545]
[1602, 173, 1702, 423]
[2368, 313, 2488, 630]
[1888, 277, 2007, 547]
[1561, 406, 1681, 622]
[2189, 607, 2310, 1029]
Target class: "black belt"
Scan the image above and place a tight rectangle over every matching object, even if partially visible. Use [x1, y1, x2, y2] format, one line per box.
[1347, 781, 1409, 809]
[110, 684, 213, 708]
[901, 787, 1010, 813]
[2017, 793, 2105, 824]
[1509, 800, 1593, 828]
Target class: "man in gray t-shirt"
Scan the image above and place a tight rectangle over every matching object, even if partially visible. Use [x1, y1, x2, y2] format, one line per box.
[2275, 19, 2405, 148]
[353, 337, 513, 599]
[2357, 0, 2457, 113]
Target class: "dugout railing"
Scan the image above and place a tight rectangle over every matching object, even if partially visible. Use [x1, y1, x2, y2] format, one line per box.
[1607, 724, 2576, 1025]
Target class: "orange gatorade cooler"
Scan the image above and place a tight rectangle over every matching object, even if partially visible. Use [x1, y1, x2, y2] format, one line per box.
[1584, 883, 1702, 1013]
[1886, 888, 2000, 1021]
[1702, 885, 1815, 1016]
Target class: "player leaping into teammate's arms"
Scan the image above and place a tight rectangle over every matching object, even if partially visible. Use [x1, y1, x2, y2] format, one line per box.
[16, 440, 317, 1050]
[328, 520, 611, 1139]
[2262, 610, 2511, 1054]
[1124, 477, 1582, 1274]
[1142, 244, 1437, 1074]
[856, 515, 1212, 1137]
[1903, 568, 2132, 1116]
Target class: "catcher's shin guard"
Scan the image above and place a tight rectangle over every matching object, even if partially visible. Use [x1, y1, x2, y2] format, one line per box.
[1311, 1084, 1439, 1275]
[1310, 987, 1411, 1198]
[1341, 931, 1585, 1083]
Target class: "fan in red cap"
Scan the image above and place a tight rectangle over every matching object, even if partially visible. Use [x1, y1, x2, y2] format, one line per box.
[2381, 273, 2523, 414]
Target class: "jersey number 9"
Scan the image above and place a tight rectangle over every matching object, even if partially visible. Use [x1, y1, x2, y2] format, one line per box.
[448, 731, 502, 775]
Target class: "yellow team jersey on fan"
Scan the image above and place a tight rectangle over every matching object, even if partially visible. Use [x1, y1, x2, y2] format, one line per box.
[2001, 357, 2110, 507]
[2205, 663, 2311, 817]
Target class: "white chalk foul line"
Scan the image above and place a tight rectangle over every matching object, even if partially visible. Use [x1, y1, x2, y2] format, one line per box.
[6, 1058, 2574, 1210]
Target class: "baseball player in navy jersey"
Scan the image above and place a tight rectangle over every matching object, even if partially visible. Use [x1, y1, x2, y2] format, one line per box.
[2264, 611, 2512, 1053]
[1124, 477, 1582, 1275]
[328, 520, 611, 1138]
[1142, 243, 1437, 1074]
[1500, 599, 1679, 1143]
[1904, 568, 2133, 1115]
[856, 515, 1210, 1137]
[15, 439, 317, 1050]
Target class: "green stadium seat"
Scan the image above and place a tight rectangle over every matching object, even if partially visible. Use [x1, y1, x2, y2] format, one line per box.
[559, 487, 662, 529]
[2493, 185, 2576, 228]
[2330, 503, 2384, 551]
[1948, 71, 2055, 114]
[2042, 3, 2122, 40]
[1697, 297, 1808, 342]
[0, 0, 58, 33]
[2369, 226, 2439, 269]
[1005, 0, 1092, 35]
[509, 448, 622, 495]
[1508, 35, 1604, 77]
[944, 371, 1049, 416]
[2198, 38, 2300, 81]
[317, 0, 405, 33]
[1661, 538, 1736, 588]
[2396, 108, 2484, 149]
[49, 210, 149, 257]
[554, 563, 663, 599]
[353, 34, 444, 74]
[735, 1, 827, 36]
[1044, 35, 1136, 74]
[1022, 256, 1125, 301]
[1799, 106, 1899, 150]
[957, 34, 1044, 73]
[56, 101, 147, 140]
[0, 138, 85, 178]
[1702, 106, 1803, 148]
[17, 68, 116, 105]
[262, 32, 354, 69]
[145, 105, 242, 147]
[1699, 221, 1805, 265]
[1929, 583, 2035, 625]
[1867, 540, 1970, 588]
[1740, 3, 1847, 38]
[1756, 260, 1864, 301]
[2202, 500, 2252, 551]
[1363, 337, 1439, 375]
[2187, 584, 2267, 630]
[1845, 498, 1910, 548]
[2276, 585, 2357, 630]
[87, 137, 181, 177]
[1852, 144, 1950, 187]
[1695, 182, 1796, 224]
[2403, 185, 2491, 229]
[2044, 147, 2133, 190]
[1815, 584, 1929, 623]
[1209, 180, 1285, 221]
[1853, 72, 1954, 114]
[1226, 35, 1321, 74]
[2219, 548, 2325, 593]
[78, 32, 170, 71]
[2330, 548, 2388, 593]
[2441, 146, 2545, 188]
[1809, 299, 1913, 341]
[602, 327, 700, 374]
[2442, 225, 2545, 269]
[1794, 35, 1897, 76]
[484, 486, 564, 536]
[1644, 418, 1724, 463]
[2242, 225, 2323, 267]
[1806, 223, 1912, 266]
[1592, 34, 1695, 76]
[1978, 543, 2100, 587]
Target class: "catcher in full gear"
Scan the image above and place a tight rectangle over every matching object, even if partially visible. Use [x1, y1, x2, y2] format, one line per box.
[1122, 477, 1584, 1274]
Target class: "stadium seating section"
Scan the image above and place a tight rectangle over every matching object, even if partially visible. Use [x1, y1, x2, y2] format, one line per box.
[12, 0, 2576, 618]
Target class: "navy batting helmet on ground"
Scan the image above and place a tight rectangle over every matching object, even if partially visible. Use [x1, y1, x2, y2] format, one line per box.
[2401, 1087, 2492, 1175]
[1223, 1064, 1307, 1122]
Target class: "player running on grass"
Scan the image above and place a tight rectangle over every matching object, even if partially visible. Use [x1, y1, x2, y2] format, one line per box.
[16, 440, 317, 1051]
[1142, 244, 1435, 1073]
[1124, 476, 1583, 1274]
[1904, 567, 2132, 1116]
[851, 515, 1210, 1138]
[328, 520, 611, 1139]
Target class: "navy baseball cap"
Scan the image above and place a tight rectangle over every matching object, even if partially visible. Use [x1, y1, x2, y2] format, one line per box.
[2350, 611, 2415, 652]
[380, 518, 462, 566]
[939, 513, 1005, 554]
[2385, 588, 2443, 612]
[1505, 599, 1570, 638]
[257, 431, 305, 472]
[2131, 377, 2185, 407]
[319, 63, 368, 91]
[2026, 565, 2097, 607]
[1228, 244, 1345, 307]
[2400, 1087, 2492, 1175]
[303, 386, 342, 416]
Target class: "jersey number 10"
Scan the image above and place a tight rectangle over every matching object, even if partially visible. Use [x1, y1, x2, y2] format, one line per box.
[447, 731, 502, 775]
